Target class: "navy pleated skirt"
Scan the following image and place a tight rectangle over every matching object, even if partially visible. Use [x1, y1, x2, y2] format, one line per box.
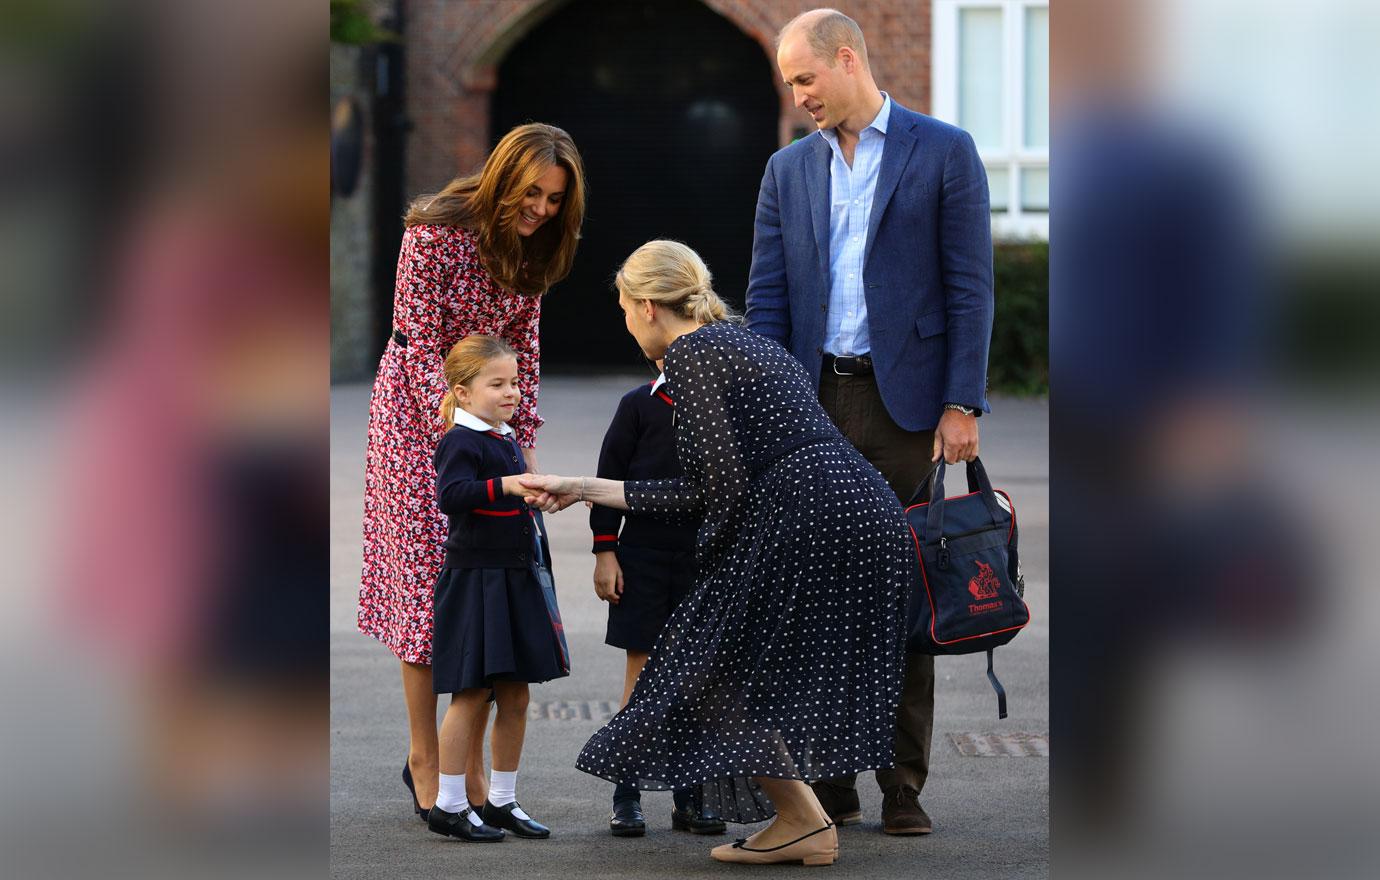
[431, 566, 569, 694]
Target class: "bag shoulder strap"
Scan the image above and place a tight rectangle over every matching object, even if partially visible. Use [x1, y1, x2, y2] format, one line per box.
[987, 649, 1008, 719]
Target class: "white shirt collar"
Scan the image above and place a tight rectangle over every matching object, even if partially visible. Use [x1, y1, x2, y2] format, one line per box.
[453, 408, 513, 435]
[819, 91, 892, 146]
[650, 373, 667, 395]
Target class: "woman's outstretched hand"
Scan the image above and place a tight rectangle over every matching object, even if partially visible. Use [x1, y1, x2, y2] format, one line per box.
[519, 473, 582, 513]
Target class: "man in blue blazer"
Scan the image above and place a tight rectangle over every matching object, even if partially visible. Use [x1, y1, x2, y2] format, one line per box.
[747, 9, 994, 836]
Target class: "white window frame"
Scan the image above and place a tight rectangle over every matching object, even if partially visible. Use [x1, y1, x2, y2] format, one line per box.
[932, 0, 1049, 241]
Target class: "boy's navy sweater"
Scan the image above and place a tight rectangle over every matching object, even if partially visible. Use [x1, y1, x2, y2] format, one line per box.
[590, 380, 698, 554]
[434, 425, 550, 570]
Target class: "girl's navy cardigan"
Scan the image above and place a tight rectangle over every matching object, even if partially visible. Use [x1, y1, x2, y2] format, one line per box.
[434, 425, 550, 570]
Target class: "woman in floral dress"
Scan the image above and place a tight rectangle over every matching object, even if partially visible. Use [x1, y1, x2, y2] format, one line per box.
[357, 123, 585, 818]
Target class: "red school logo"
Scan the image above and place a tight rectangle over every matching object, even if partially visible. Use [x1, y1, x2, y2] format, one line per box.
[968, 560, 1002, 601]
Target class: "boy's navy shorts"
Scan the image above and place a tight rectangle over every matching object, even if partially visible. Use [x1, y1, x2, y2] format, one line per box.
[605, 545, 698, 653]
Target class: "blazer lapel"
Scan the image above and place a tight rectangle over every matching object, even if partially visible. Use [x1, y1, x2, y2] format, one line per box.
[804, 135, 832, 279]
[864, 114, 919, 270]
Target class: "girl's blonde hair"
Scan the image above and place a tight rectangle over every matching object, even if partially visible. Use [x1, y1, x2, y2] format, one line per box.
[439, 335, 519, 429]
[405, 123, 586, 297]
[614, 239, 737, 324]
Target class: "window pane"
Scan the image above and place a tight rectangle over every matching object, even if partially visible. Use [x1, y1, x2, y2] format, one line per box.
[1024, 6, 1049, 149]
[1021, 166, 1049, 211]
[988, 166, 1010, 212]
[959, 7, 1004, 150]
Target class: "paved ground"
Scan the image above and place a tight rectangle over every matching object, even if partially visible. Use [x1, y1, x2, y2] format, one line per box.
[331, 375, 1048, 879]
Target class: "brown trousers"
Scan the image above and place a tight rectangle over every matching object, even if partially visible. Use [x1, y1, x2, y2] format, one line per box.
[817, 369, 936, 794]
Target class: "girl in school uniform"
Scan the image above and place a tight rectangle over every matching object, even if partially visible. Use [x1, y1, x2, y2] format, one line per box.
[591, 363, 725, 838]
[427, 335, 570, 842]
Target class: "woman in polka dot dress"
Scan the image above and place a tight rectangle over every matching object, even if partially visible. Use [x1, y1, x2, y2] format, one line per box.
[523, 241, 910, 866]
[357, 123, 585, 821]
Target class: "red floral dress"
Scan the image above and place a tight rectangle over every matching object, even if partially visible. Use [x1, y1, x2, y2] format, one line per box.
[358, 224, 544, 664]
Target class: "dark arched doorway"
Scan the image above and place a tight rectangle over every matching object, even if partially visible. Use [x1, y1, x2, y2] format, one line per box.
[492, 0, 780, 367]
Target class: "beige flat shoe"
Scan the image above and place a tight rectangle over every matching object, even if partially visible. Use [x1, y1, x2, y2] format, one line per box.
[710, 824, 837, 866]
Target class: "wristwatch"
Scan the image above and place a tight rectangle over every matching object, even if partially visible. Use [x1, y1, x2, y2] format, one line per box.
[944, 403, 977, 416]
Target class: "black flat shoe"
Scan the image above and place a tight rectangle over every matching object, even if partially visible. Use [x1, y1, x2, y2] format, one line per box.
[402, 759, 429, 822]
[609, 798, 646, 837]
[427, 805, 504, 842]
[671, 804, 727, 835]
[480, 800, 550, 839]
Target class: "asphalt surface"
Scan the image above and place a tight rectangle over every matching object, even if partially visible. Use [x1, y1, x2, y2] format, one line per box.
[331, 374, 1048, 879]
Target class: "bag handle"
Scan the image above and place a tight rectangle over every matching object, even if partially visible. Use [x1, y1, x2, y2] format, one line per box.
[907, 459, 979, 507]
[916, 457, 1006, 543]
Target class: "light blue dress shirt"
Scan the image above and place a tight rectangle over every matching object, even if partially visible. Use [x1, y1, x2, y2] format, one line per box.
[820, 93, 892, 357]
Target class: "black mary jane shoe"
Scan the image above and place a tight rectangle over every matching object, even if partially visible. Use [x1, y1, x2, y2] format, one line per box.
[401, 759, 430, 822]
[671, 803, 727, 835]
[427, 804, 504, 842]
[609, 798, 646, 837]
[480, 801, 550, 839]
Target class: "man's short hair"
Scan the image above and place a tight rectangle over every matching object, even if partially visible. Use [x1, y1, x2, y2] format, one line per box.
[778, 8, 869, 68]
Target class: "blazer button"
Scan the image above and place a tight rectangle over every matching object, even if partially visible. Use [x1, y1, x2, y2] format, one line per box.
[816, 346, 823, 355]
[820, 303, 827, 313]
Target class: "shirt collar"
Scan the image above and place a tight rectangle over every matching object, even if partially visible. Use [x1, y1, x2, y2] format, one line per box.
[819, 91, 892, 146]
[650, 372, 667, 395]
[453, 408, 513, 435]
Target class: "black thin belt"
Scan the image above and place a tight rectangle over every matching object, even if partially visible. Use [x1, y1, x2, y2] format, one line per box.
[392, 329, 408, 347]
[823, 353, 873, 376]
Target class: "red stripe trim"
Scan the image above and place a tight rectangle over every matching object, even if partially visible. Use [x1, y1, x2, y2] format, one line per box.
[655, 391, 675, 406]
[593, 534, 619, 541]
[471, 508, 520, 517]
[487, 479, 496, 502]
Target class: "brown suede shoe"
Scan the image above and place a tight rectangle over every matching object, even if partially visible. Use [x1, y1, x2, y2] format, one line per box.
[810, 781, 862, 826]
[881, 786, 933, 835]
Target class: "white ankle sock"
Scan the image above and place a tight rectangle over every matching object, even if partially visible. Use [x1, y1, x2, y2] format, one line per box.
[437, 773, 469, 814]
[489, 770, 517, 806]
[437, 774, 484, 826]
[489, 770, 530, 819]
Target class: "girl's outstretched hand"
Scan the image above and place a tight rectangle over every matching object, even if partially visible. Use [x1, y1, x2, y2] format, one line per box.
[519, 473, 582, 513]
[501, 473, 541, 499]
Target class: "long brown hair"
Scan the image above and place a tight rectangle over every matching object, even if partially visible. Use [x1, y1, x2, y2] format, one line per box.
[405, 123, 585, 297]
[439, 335, 519, 429]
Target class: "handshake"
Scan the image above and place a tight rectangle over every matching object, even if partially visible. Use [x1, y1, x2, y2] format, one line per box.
[504, 473, 584, 514]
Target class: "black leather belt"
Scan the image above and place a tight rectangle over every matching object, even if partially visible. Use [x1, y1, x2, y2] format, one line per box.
[823, 353, 873, 376]
[392, 329, 408, 347]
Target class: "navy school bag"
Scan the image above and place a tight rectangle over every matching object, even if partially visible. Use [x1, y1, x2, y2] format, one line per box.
[905, 457, 1030, 718]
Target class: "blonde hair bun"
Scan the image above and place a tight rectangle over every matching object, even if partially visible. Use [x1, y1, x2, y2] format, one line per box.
[615, 240, 737, 324]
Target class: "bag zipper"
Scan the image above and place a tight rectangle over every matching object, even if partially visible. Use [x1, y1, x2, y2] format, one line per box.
[937, 525, 996, 569]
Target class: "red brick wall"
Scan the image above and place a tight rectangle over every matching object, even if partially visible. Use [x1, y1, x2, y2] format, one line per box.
[405, 0, 931, 196]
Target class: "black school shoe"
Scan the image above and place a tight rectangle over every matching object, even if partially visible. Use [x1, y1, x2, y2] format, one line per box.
[427, 804, 504, 842]
[609, 798, 646, 837]
[670, 787, 726, 835]
[481, 801, 550, 839]
[670, 802, 726, 835]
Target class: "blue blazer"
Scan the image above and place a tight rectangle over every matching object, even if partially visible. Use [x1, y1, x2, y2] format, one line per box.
[745, 100, 994, 432]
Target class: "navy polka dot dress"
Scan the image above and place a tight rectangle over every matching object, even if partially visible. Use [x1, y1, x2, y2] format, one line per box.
[574, 322, 911, 823]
